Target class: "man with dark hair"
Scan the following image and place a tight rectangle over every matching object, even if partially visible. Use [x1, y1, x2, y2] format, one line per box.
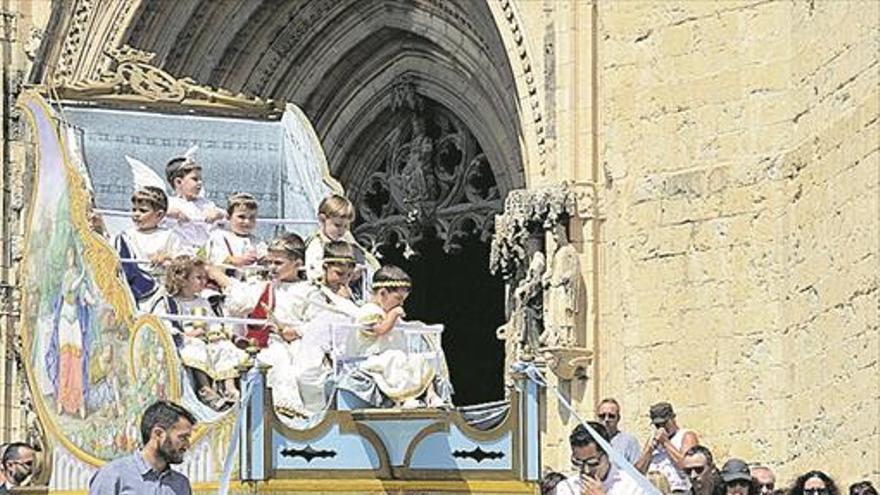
[683, 445, 725, 495]
[555, 422, 645, 495]
[89, 400, 196, 494]
[596, 398, 641, 464]
[636, 401, 699, 493]
[0, 442, 37, 492]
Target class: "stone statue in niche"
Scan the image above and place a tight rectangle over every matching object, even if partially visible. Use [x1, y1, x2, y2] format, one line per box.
[541, 221, 582, 348]
[399, 115, 436, 222]
[513, 250, 546, 354]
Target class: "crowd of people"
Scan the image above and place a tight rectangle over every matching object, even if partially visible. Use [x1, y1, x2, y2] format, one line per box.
[104, 154, 451, 417]
[542, 400, 877, 495]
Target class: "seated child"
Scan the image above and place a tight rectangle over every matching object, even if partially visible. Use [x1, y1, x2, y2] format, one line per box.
[115, 186, 184, 305]
[206, 192, 266, 279]
[304, 194, 376, 300]
[337, 265, 451, 409]
[164, 155, 226, 252]
[214, 233, 328, 418]
[150, 255, 245, 410]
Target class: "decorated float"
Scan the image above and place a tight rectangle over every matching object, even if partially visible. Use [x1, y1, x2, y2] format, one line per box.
[16, 47, 541, 494]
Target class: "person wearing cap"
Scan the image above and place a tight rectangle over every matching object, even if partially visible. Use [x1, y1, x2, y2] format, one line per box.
[720, 459, 757, 495]
[635, 402, 699, 494]
[596, 398, 641, 464]
[750, 465, 776, 495]
[555, 422, 646, 495]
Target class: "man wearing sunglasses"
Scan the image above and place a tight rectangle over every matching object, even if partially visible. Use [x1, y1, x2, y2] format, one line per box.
[0, 442, 37, 492]
[750, 466, 776, 495]
[555, 422, 644, 495]
[635, 401, 699, 494]
[682, 445, 725, 495]
[596, 398, 641, 465]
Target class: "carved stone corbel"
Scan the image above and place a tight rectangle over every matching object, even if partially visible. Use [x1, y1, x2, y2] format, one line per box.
[541, 346, 592, 381]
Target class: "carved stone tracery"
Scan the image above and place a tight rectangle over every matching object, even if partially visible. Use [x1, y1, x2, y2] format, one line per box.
[353, 76, 502, 256]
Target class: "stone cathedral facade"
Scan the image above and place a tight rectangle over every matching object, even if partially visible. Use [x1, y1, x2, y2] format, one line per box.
[0, 0, 876, 489]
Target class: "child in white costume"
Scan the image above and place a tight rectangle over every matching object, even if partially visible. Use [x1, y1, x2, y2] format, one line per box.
[206, 192, 266, 271]
[337, 265, 450, 408]
[213, 233, 329, 418]
[115, 186, 185, 305]
[304, 194, 377, 301]
[163, 155, 226, 252]
[150, 255, 246, 410]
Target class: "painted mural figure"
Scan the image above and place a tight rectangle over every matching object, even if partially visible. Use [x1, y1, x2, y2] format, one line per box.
[46, 246, 94, 419]
[86, 343, 124, 418]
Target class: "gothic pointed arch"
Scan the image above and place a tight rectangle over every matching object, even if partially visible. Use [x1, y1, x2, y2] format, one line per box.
[35, 0, 527, 404]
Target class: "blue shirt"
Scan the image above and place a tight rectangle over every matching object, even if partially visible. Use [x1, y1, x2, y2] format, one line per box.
[610, 430, 642, 465]
[88, 451, 191, 495]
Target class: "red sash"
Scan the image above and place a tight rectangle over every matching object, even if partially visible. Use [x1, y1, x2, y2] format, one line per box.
[245, 283, 274, 348]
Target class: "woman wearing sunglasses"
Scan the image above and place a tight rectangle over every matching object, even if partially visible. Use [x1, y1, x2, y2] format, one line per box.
[791, 471, 841, 495]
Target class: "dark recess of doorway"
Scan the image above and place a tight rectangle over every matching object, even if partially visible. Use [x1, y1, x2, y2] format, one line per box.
[377, 234, 505, 406]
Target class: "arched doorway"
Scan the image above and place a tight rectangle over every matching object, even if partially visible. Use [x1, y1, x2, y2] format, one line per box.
[49, 0, 526, 405]
[342, 77, 507, 404]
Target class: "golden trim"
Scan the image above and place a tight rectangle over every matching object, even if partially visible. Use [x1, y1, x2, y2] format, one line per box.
[46, 46, 283, 119]
[225, 478, 537, 493]
[16, 90, 131, 466]
[371, 280, 412, 289]
[400, 421, 448, 468]
[15, 91, 184, 466]
[44, 479, 539, 494]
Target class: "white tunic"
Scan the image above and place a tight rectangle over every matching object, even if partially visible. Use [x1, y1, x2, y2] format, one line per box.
[115, 227, 186, 263]
[556, 463, 648, 495]
[347, 302, 435, 403]
[165, 196, 222, 251]
[224, 279, 329, 416]
[206, 229, 266, 265]
[150, 296, 246, 381]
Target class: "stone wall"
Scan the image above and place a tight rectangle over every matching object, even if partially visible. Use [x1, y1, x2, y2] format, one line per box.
[0, 0, 51, 444]
[0, 0, 877, 488]
[597, 0, 878, 484]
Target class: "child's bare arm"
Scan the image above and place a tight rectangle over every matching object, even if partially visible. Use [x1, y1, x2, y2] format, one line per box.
[204, 208, 227, 223]
[206, 264, 232, 289]
[372, 306, 405, 336]
[166, 207, 190, 222]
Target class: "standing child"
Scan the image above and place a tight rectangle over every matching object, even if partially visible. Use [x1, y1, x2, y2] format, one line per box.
[115, 186, 184, 305]
[164, 155, 226, 252]
[214, 233, 328, 417]
[338, 265, 450, 408]
[150, 256, 245, 410]
[304, 194, 376, 300]
[206, 192, 265, 278]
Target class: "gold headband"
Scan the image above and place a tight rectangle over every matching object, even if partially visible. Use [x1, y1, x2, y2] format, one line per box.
[323, 256, 355, 265]
[372, 280, 411, 289]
